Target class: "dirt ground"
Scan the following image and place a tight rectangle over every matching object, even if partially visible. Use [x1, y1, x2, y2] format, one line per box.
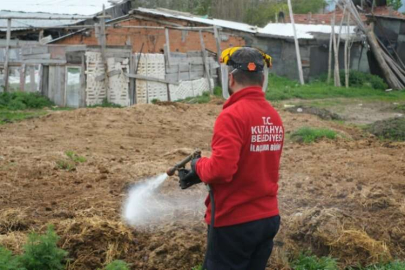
[283, 99, 405, 125]
[0, 99, 404, 269]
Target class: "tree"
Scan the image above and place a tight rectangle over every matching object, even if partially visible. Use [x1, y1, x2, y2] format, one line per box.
[244, 2, 289, 26]
[194, 0, 212, 16]
[243, 0, 326, 26]
[387, 0, 403, 10]
[292, 0, 327, 14]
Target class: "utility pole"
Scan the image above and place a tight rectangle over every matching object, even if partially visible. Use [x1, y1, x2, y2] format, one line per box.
[287, 0, 305, 85]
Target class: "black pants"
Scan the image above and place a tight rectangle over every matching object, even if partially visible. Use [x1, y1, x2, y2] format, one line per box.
[206, 215, 280, 270]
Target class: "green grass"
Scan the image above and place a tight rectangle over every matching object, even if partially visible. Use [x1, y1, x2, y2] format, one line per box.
[266, 74, 405, 102]
[191, 265, 202, 270]
[291, 127, 338, 143]
[104, 260, 130, 270]
[0, 110, 47, 125]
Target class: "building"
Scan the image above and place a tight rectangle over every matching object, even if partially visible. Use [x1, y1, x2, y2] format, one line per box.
[0, 6, 369, 108]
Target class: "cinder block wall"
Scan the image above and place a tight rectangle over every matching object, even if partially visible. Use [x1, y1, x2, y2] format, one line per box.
[55, 17, 246, 53]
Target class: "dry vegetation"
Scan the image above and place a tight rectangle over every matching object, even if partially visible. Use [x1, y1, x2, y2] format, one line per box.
[0, 100, 404, 269]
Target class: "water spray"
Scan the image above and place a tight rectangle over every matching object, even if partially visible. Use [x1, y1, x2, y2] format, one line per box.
[123, 149, 213, 270]
[123, 149, 204, 227]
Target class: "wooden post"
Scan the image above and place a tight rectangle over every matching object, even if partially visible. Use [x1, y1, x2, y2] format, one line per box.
[287, 0, 305, 85]
[164, 30, 172, 102]
[213, 25, 222, 86]
[80, 55, 86, 107]
[327, 15, 334, 84]
[19, 64, 26, 92]
[165, 28, 172, 65]
[30, 66, 36, 92]
[3, 18, 11, 92]
[344, 14, 350, 88]
[337, 6, 347, 49]
[100, 5, 107, 62]
[199, 30, 213, 94]
[332, 11, 341, 87]
[100, 5, 109, 100]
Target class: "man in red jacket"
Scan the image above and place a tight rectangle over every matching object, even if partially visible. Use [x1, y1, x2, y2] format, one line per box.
[179, 47, 284, 270]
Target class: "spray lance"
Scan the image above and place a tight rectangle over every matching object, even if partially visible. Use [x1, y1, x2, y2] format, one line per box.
[166, 149, 215, 270]
[166, 149, 202, 177]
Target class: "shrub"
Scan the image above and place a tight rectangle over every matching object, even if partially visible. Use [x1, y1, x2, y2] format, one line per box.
[292, 253, 338, 270]
[338, 70, 388, 90]
[0, 92, 53, 110]
[0, 247, 24, 270]
[104, 260, 130, 270]
[291, 127, 338, 143]
[18, 225, 68, 270]
[213, 86, 223, 97]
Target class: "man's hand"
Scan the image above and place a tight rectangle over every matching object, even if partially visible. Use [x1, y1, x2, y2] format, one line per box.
[178, 158, 201, 189]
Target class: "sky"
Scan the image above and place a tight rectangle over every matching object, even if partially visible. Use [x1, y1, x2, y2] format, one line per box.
[400, 0, 405, 12]
[0, 0, 120, 15]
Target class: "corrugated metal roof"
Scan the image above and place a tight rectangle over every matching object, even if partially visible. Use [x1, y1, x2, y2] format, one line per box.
[0, 11, 88, 32]
[0, 0, 124, 15]
[135, 8, 258, 33]
[259, 23, 357, 40]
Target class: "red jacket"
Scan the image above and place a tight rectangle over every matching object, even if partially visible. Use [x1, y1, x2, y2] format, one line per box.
[196, 86, 284, 227]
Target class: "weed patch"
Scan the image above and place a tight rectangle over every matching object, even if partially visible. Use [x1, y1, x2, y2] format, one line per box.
[367, 117, 405, 141]
[55, 151, 86, 171]
[55, 160, 76, 172]
[65, 151, 87, 163]
[291, 127, 338, 143]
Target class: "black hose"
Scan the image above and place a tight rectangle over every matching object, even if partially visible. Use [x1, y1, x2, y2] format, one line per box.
[202, 186, 215, 270]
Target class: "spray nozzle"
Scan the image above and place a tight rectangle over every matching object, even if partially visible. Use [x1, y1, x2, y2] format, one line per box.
[166, 149, 201, 176]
